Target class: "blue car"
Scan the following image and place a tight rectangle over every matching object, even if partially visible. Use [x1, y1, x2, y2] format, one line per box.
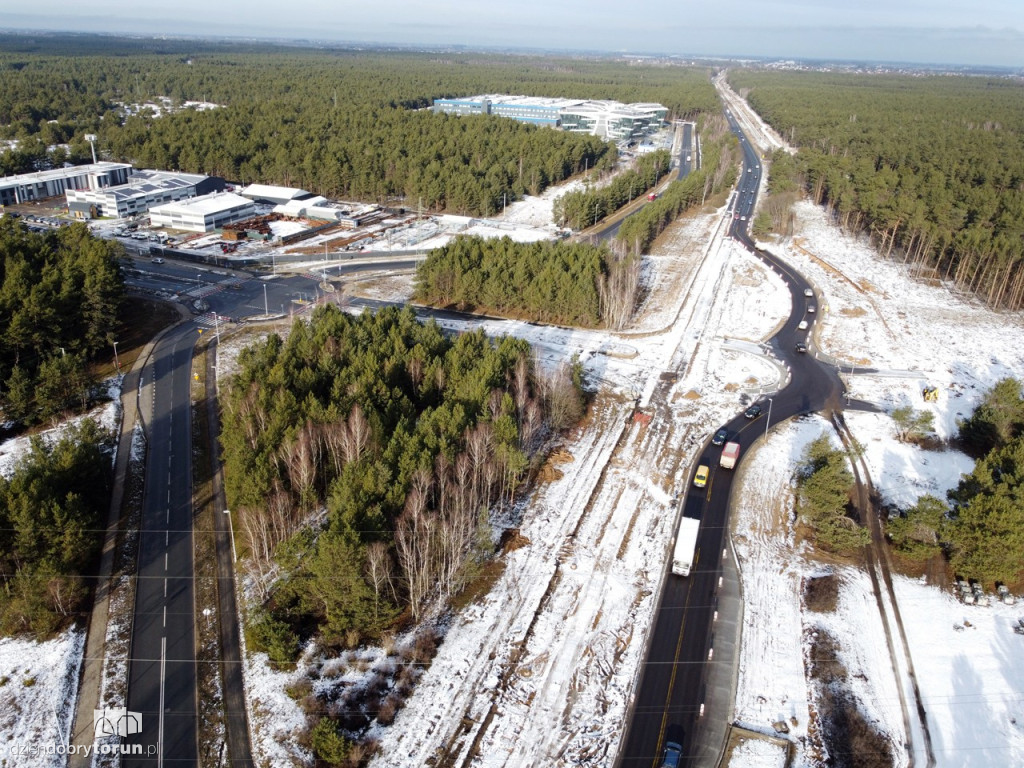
[712, 428, 728, 446]
[660, 741, 683, 768]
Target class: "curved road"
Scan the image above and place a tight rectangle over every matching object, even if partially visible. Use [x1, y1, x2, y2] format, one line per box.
[619, 115, 851, 767]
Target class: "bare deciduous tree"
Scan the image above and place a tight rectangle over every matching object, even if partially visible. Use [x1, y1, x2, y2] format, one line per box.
[283, 419, 320, 509]
[365, 541, 398, 618]
[598, 255, 640, 330]
[342, 404, 371, 465]
[394, 475, 436, 621]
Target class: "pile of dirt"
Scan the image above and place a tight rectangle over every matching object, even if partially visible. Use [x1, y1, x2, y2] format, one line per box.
[538, 449, 574, 483]
[803, 573, 839, 613]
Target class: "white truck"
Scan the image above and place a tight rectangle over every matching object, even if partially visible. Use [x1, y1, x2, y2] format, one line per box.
[720, 441, 741, 470]
[672, 517, 701, 577]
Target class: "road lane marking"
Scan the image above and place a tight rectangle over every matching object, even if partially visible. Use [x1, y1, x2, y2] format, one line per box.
[658, 577, 695, 752]
[164, 579, 167, 597]
[159, 637, 166, 768]
[165, 530, 169, 546]
[163, 605, 166, 627]
[164, 552, 168, 571]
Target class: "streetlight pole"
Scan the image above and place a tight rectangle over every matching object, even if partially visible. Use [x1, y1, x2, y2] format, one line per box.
[112, 340, 121, 375]
[263, 283, 268, 316]
[223, 510, 238, 562]
[765, 397, 773, 442]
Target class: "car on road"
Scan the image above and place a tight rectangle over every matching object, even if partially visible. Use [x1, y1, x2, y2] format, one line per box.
[740, 215, 746, 221]
[151, 257, 164, 264]
[660, 741, 683, 768]
[795, 341, 808, 353]
[798, 320, 808, 331]
[693, 465, 709, 488]
[807, 304, 816, 314]
[744, 403, 762, 419]
[712, 427, 728, 446]
[803, 287, 814, 298]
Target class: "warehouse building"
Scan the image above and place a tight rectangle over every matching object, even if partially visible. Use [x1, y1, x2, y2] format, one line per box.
[66, 169, 223, 219]
[238, 183, 312, 206]
[0, 162, 132, 207]
[432, 96, 667, 141]
[149, 191, 255, 233]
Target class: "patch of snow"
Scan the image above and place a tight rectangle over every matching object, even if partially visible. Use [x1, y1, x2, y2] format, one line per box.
[0, 377, 121, 478]
[244, 647, 313, 767]
[0, 629, 84, 765]
[727, 736, 788, 768]
[893, 576, 1024, 766]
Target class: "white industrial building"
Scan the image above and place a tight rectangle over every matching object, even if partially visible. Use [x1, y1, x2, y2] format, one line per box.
[272, 195, 343, 221]
[0, 162, 132, 207]
[66, 169, 221, 219]
[239, 183, 311, 205]
[149, 192, 255, 232]
[432, 96, 668, 142]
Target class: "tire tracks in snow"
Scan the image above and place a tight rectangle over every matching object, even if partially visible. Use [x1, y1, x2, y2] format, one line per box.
[832, 412, 936, 768]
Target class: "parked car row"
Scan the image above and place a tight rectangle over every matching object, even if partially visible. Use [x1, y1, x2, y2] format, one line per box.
[16, 213, 71, 229]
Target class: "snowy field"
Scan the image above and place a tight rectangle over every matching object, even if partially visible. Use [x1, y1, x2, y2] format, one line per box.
[745, 199, 1024, 767]
[234, 166, 1024, 768]
[0, 630, 84, 766]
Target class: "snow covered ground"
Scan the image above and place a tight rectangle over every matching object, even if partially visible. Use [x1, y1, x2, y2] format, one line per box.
[0, 630, 84, 766]
[236, 162, 1024, 767]
[751, 201, 1024, 766]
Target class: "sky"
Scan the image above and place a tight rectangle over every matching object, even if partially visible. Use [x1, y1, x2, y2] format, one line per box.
[3, 0, 1024, 67]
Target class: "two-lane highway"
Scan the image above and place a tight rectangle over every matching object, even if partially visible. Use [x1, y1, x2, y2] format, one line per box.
[126, 327, 201, 766]
[621, 113, 847, 767]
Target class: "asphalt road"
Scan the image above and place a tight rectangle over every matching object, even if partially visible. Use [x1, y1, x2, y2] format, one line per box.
[619, 116, 848, 767]
[126, 326, 200, 766]
[676, 122, 694, 180]
[118, 253, 418, 766]
[593, 120, 694, 242]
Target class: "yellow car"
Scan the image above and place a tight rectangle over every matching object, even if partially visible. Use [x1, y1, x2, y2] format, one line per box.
[694, 465, 710, 488]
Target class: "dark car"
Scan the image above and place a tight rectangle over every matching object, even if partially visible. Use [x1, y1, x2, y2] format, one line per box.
[744, 404, 762, 419]
[660, 741, 683, 768]
[795, 341, 808, 353]
[712, 428, 728, 446]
